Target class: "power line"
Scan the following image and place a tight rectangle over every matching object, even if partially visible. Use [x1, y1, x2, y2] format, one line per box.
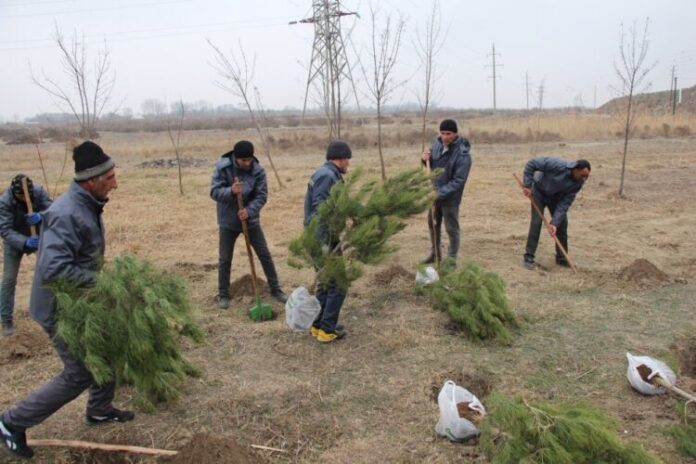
[0, 0, 190, 19]
[2, 0, 78, 7]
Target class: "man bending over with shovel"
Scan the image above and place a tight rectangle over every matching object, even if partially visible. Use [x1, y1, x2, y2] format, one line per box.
[521, 157, 591, 270]
[211, 140, 288, 310]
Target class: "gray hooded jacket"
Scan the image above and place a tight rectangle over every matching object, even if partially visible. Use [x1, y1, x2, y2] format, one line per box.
[210, 155, 268, 231]
[427, 136, 472, 207]
[523, 156, 585, 226]
[0, 184, 52, 252]
[30, 180, 106, 330]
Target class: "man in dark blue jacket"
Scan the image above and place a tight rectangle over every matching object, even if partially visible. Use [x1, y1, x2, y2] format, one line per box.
[304, 139, 352, 343]
[1, 141, 133, 460]
[521, 157, 591, 270]
[211, 140, 287, 309]
[420, 119, 472, 266]
[0, 174, 52, 336]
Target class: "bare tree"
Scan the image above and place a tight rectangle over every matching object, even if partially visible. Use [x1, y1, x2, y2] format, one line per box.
[31, 28, 114, 137]
[414, 0, 446, 152]
[167, 99, 185, 195]
[208, 39, 284, 190]
[359, 2, 406, 181]
[613, 18, 656, 197]
[141, 98, 167, 118]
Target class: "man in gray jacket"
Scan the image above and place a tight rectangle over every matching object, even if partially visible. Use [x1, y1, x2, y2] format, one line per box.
[210, 140, 287, 309]
[420, 119, 472, 266]
[0, 141, 133, 460]
[521, 157, 591, 269]
[0, 174, 52, 336]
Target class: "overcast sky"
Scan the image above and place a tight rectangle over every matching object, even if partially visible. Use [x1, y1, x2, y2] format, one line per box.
[0, 0, 694, 121]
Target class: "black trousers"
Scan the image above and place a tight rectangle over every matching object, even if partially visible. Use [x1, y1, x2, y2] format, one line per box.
[218, 226, 281, 298]
[524, 199, 569, 263]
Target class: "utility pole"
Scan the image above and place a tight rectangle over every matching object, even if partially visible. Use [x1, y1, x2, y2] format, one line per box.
[486, 43, 502, 111]
[669, 65, 675, 111]
[525, 72, 530, 111]
[672, 76, 678, 115]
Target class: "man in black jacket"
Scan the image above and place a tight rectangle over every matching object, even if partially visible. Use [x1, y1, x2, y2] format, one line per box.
[521, 157, 591, 269]
[210, 140, 287, 309]
[0, 174, 52, 336]
[421, 119, 472, 266]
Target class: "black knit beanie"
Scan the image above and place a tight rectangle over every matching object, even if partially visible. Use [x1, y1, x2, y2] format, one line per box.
[233, 140, 254, 159]
[10, 174, 33, 196]
[439, 119, 458, 133]
[326, 139, 352, 160]
[73, 141, 115, 181]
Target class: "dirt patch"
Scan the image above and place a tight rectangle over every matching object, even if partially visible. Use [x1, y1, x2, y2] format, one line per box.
[374, 264, 412, 286]
[174, 261, 217, 273]
[164, 433, 268, 464]
[672, 335, 696, 377]
[230, 274, 268, 298]
[0, 329, 52, 363]
[618, 259, 669, 286]
[428, 369, 495, 403]
[137, 158, 210, 169]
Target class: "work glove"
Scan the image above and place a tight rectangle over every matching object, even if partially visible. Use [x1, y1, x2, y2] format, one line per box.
[24, 235, 39, 251]
[25, 212, 42, 225]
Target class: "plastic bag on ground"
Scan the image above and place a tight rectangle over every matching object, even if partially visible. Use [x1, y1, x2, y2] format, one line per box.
[416, 265, 439, 285]
[435, 380, 486, 441]
[285, 287, 321, 332]
[626, 352, 677, 395]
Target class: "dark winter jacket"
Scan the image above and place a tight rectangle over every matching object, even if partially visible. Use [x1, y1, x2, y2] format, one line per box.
[304, 161, 343, 244]
[210, 154, 268, 231]
[427, 136, 472, 207]
[0, 184, 52, 253]
[30, 180, 106, 330]
[523, 156, 586, 226]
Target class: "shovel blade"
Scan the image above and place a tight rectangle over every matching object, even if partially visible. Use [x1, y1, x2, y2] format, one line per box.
[249, 297, 273, 322]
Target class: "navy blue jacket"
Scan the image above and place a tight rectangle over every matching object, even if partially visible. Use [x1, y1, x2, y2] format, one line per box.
[30, 181, 106, 330]
[210, 155, 268, 231]
[427, 136, 472, 207]
[523, 157, 586, 226]
[304, 161, 343, 243]
[0, 184, 52, 253]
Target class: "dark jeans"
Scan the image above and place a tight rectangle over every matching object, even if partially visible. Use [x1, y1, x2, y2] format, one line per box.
[314, 281, 346, 333]
[218, 226, 281, 298]
[524, 199, 569, 263]
[1, 327, 116, 429]
[427, 203, 460, 260]
[1, 244, 23, 323]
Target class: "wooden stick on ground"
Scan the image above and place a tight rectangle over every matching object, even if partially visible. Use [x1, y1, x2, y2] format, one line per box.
[26, 439, 178, 456]
[653, 376, 696, 403]
[512, 173, 577, 273]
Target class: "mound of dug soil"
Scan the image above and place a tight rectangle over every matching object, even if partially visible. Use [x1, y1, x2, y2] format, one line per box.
[618, 259, 669, 285]
[374, 264, 412, 286]
[137, 158, 210, 169]
[165, 433, 268, 464]
[0, 329, 52, 363]
[230, 274, 268, 297]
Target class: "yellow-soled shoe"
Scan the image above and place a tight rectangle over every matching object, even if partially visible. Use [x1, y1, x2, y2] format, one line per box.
[315, 328, 346, 343]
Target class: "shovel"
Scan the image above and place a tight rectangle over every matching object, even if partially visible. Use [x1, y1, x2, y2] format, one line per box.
[20, 176, 37, 237]
[234, 178, 273, 322]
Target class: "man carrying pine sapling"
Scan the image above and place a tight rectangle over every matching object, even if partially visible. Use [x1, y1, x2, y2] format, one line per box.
[0, 174, 52, 337]
[521, 156, 591, 270]
[1, 141, 134, 460]
[211, 140, 288, 310]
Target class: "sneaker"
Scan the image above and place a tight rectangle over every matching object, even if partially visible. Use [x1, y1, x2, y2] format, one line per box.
[270, 288, 288, 303]
[218, 296, 230, 310]
[86, 408, 135, 425]
[310, 324, 344, 337]
[315, 327, 347, 343]
[0, 419, 34, 459]
[523, 259, 535, 270]
[2, 321, 14, 337]
[420, 253, 435, 264]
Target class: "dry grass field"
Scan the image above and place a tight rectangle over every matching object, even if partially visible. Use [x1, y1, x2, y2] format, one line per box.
[0, 115, 695, 463]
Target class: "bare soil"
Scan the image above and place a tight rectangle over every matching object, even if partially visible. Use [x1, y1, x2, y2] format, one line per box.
[164, 433, 268, 464]
[618, 258, 670, 286]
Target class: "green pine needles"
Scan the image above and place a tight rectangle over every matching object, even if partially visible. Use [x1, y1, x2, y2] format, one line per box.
[51, 255, 204, 411]
[289, 167, 434, 291]
[666, 419, 696, 458]
[425, 261, 518, 344]
[480, 393, 661, 464]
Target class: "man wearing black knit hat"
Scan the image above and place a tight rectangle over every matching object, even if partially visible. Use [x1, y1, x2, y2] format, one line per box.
[1, 141, 132, 460]
[211, 140, 288, 309]
[0, 174, 52, 336]
[420, 119, 472, 267]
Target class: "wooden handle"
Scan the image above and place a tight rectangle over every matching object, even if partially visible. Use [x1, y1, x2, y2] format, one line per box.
[653, 377, 696, 403]
[234, 178, 259, 298]
[26, 439, 177, 456]
[513, 173, 577, 273]
[20, 176, 37, 236]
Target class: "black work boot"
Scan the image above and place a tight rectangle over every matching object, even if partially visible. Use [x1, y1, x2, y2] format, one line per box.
[0, 419, 34, 459]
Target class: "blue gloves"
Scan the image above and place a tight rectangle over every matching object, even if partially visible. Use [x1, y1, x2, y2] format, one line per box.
[25, 212, 42, 225]
[24, 236, 39, 251]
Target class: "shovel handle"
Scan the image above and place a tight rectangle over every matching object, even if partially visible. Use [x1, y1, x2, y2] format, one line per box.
[21, 176, 37, 236]
[513, 173, 577, 273]
[234, 178, 259, 298]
